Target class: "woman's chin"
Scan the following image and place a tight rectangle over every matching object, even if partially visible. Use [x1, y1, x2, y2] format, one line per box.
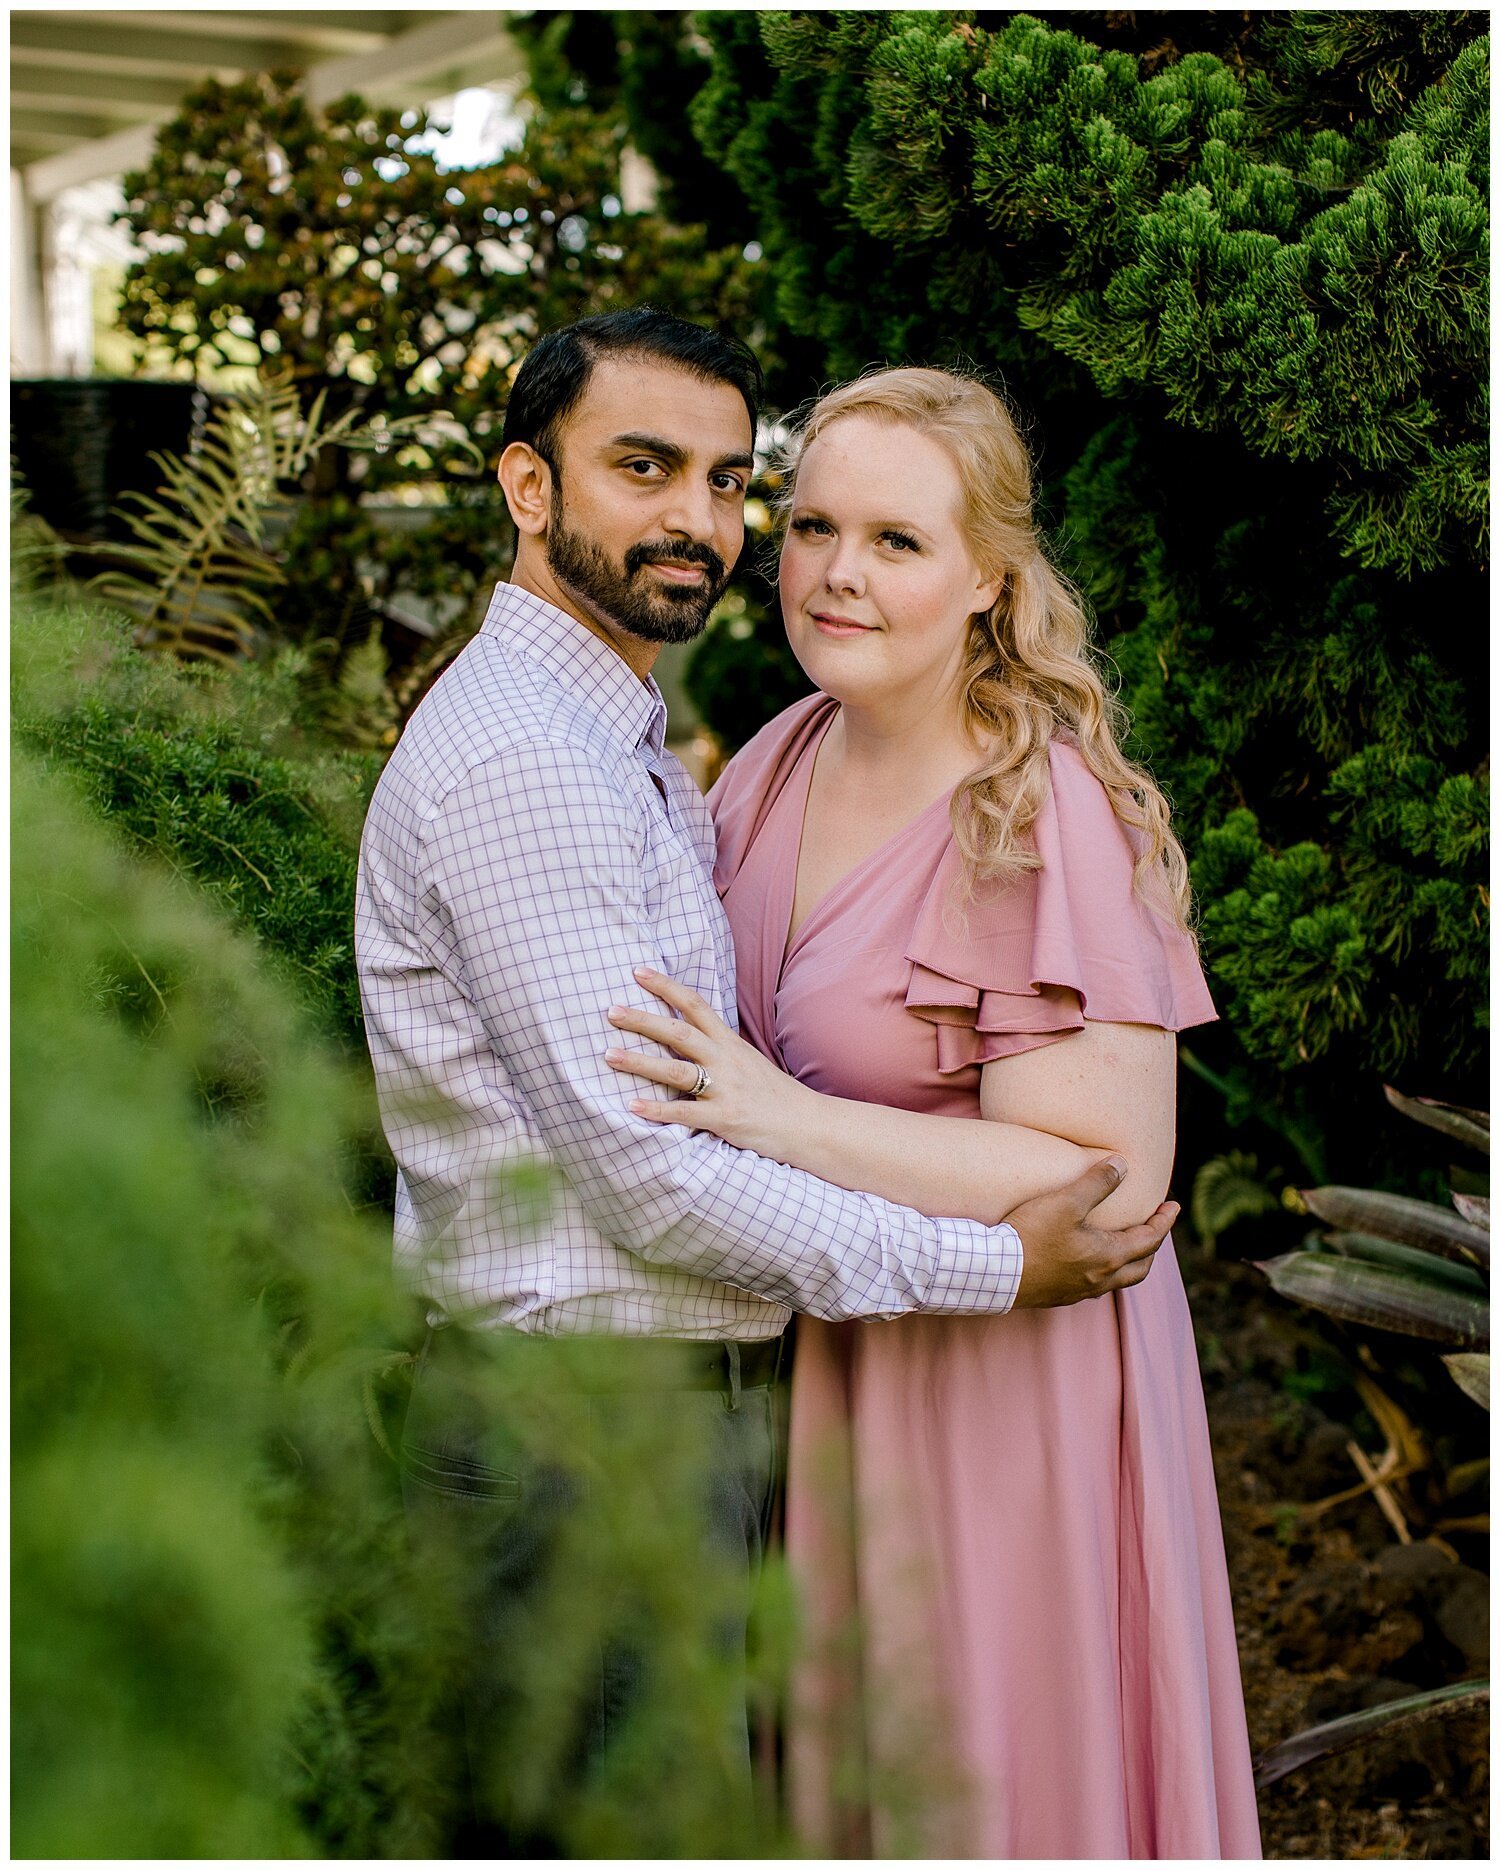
[789, 639, 889, 708]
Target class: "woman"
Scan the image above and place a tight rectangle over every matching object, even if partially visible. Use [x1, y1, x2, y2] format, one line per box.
[603, 369, 1262, 1858]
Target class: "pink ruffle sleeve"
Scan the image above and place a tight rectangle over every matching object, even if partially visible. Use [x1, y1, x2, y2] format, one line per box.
[904, 738, 1217, 1073]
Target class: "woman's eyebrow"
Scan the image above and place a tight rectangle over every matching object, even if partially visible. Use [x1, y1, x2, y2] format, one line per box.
[792, 503, 935, 540]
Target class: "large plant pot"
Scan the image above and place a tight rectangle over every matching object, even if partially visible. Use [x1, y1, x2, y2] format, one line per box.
[11, 379, 205, 539]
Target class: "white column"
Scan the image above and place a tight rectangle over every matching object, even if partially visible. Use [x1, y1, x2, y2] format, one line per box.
[619, 147, 659, 215]
[10, 168, 51, 376]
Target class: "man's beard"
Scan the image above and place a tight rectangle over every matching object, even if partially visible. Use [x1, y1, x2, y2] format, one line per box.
[545, 515, 730, 646]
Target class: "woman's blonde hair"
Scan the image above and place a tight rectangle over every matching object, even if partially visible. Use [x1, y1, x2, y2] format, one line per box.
[773, 366, 1195, 931]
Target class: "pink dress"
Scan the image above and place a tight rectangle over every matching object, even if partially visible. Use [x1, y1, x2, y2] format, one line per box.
[710, 694, 1262, 1860]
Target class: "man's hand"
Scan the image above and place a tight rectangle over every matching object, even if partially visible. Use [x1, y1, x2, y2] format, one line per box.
[1008, 1156, 1177, 1310]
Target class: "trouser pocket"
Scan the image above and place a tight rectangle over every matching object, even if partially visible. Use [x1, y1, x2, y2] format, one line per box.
[400, 1441, 523, 1504]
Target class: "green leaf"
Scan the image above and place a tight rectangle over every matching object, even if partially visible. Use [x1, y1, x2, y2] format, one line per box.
[1255, 1679, 1489, 1788]
[1258, 1249, 1489, 1347]
[1323, 1230, 1488, 1293]
[1303, 1184, 1490, 1269]
[1191, 1150, 1280, 1249]
[1384, 1084, 1490, 1154]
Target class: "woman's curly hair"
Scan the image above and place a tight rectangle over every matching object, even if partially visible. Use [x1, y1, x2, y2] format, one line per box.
[770, 366, 1195, 932]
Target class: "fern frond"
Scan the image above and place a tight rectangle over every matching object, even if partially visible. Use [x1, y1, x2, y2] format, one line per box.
[1192, 1151, 1282, 1252]
[82, 365, 476, 665]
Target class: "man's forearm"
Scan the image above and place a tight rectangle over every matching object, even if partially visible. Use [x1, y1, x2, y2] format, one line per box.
[588, 1125, 1024, 1322]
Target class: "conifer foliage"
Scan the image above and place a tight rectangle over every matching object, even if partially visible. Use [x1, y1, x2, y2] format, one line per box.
[602, 10, 1487, 1175]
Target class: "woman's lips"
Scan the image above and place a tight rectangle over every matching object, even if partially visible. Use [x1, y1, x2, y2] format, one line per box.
[811, 612, 877, 637]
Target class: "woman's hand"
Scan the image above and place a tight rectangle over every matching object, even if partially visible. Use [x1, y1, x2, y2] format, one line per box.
[605, 965, 811, 1159]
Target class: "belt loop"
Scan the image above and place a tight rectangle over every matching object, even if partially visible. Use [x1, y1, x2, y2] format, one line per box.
[724, 1340, 742, 1413]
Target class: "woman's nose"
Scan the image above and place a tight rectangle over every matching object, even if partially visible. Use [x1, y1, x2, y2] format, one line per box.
[825, 551, 864, 596]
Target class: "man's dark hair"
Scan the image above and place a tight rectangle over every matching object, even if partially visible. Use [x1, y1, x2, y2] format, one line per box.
[500, 306, 763, 473]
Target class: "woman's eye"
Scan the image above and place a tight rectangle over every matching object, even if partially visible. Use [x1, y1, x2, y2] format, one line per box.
[790, 516, 831, 536]
[883, 530, 920, 553]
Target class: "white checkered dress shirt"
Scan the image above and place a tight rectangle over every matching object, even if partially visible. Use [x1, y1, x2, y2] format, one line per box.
[355, 581, 1023, 1338]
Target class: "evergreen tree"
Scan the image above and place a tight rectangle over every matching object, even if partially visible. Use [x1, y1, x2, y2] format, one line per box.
[587, 10, 1488, 1182]
[116, 70, 757, 653]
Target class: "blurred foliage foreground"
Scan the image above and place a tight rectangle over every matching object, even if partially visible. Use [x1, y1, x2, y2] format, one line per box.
[11, 589, 801, 1857]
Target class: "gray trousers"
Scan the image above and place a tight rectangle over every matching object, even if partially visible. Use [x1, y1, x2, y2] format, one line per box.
[400, 1329, 779, 1856]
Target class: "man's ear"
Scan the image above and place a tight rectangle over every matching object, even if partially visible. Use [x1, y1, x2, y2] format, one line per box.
[498, 442, 554, 537]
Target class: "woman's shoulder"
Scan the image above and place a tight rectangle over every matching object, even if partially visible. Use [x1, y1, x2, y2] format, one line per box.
[903, 731, 1214, 1067]
[1039, 733, 1142, 868]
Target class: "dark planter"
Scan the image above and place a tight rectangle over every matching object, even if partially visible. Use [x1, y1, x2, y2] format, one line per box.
[11, 379, 207, 539]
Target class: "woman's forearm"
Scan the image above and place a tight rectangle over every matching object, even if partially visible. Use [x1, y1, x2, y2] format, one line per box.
[774, 1083, 1108, 1225]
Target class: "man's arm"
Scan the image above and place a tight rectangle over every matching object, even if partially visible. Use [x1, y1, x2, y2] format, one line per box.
[415, 741, 1027, 1321]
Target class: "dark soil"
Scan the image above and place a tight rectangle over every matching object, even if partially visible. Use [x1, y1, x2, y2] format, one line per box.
[1186, 1251, 1490, 1860]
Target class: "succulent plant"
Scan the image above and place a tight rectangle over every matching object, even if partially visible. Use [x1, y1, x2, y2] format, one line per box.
[1258, 1087, 1489, 1411]
[1251, 1087, 1489, 1788]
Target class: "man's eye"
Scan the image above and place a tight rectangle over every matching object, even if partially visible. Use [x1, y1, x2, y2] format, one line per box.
[624, 459, 663, 477]
[711, 474, 746, 494]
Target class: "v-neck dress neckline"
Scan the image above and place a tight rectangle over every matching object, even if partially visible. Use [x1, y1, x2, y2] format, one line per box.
[779, 705, 959, 977]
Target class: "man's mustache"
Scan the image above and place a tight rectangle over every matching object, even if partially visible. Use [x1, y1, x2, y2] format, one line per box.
[625, 540, 728, 587]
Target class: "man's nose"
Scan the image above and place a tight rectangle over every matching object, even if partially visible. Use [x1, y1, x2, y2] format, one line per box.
[657, 478, 719, 542]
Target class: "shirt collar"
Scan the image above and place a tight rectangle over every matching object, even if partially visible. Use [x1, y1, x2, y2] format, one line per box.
[480, 580, 667, 757]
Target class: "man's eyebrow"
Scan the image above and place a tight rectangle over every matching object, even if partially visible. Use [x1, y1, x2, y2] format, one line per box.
[609, 431, 687, 465]
[609, 433, 755, 473]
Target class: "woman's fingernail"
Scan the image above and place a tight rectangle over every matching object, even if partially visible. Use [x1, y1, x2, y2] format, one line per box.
[633, 965, 657, 981]
[607, 1006, 627, 1020]
[604, 1049, 623, 1064]
[629, 1099, 648, 1114]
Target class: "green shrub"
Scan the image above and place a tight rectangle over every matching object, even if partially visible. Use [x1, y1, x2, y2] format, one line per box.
[12, 596, 807, 1859]
[11, 737, 463, 1854]
[13, 591, 383, 1053]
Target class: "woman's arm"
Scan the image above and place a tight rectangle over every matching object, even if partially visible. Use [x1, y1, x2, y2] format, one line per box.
[980, 1021, 1177, 1229]
[605, 969, 1176, 1228]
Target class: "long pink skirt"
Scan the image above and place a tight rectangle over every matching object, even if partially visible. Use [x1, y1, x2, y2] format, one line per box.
[785, 1239, 1263, 1859]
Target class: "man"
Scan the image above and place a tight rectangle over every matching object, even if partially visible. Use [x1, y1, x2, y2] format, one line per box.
[355, 308, 1176, 1846]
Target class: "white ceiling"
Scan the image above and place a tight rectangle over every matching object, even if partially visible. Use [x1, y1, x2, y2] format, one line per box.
[12, 9, 526, 199]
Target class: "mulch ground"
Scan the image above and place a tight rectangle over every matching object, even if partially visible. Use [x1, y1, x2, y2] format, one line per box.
[1186, 1251, 1489, 1860]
